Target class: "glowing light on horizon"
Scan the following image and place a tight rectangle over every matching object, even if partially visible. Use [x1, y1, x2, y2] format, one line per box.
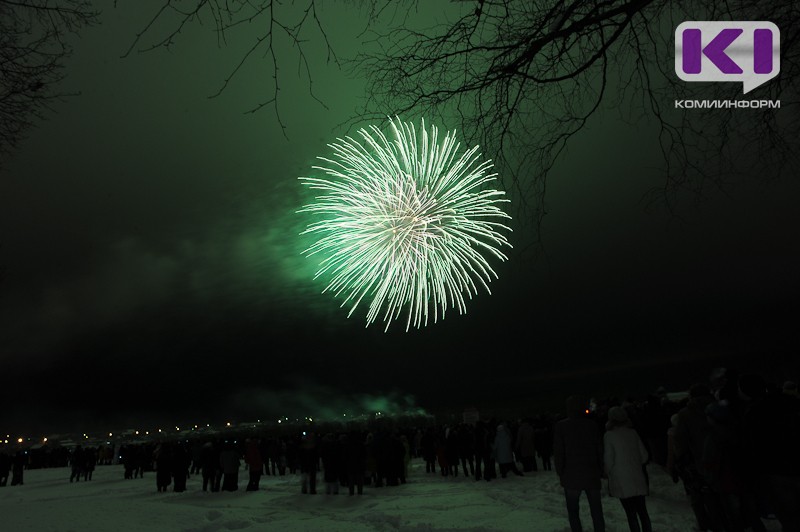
[299, 117, 512, 331]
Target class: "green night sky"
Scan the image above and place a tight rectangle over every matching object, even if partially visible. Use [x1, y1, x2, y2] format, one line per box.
[1, 1, 798, 433]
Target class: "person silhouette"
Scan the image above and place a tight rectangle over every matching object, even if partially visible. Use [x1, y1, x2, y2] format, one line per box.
[554, 395, 605, 532]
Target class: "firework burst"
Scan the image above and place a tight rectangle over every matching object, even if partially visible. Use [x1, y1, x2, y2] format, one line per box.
[299, 117, 512, 331]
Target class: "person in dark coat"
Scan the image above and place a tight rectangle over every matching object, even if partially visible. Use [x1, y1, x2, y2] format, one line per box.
[266, 437, 281, 476]
[190, 441, 203, 476]
[373, 430, 389, 487]
[536, 414, 554, 471]
[0, 452, 11, 486]
[82, 447, 96, 481]
[299, 432, 319, 494]
[741, 375, 800, 532]
[244, 439, 263, 491]
[484, 420, 498, 481]
[473, 421, 491, 481]
[457, 424, 475, 477]
[134, 445, 148, 478]
[172, 442, 190, 492]
[10, 451, 25, 486]
[445, 426, 460, 477]
[400, 434, 411, 482]
[387, 431, 406, 486]
[344, 431, 366, 495]
[319, 433, 342, 494]
[515, 418, 537, 473]
[421, 427, 437, 474]
[276, 438, 288, 476]
[154, 443, 172, 492]
[703, 401, 749, 532]
[121, 445, 136, 479]
[364, 432, 377, 486]
[70, 445, 84, 483]
[200, 440, 221, 492]
[674, 383, 726, 532]
[435, 428, 449, 477]
[259, 438, 271, 477]
[286, 437, 299, 475]
[554, 395, 605, 532]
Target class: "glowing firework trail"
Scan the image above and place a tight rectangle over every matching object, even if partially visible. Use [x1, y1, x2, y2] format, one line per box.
[299, 117, 512, 331]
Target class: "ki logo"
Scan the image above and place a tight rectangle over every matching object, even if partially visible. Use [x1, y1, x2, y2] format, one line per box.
[675, 21, 780, 94]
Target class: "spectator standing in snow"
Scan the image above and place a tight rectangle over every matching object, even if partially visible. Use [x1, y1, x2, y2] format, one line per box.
[435, 427, 449, 477]
[536, 414, 554, 471]
[69, 445, 84, 483]
[673, 383, 725, 532]
[742, 375, 800, 532]
[473, 420, 492, 481]
[299, 431, 319, 494]
[554, 395, 605, 532]
[400, 434, 411, 481]
[244, 438, 263, 491]
[604, 406, 652, 532]
[344, 431, 366, 495]
[171, 442, 189, 492]
[219, 441, 241, 492]
[319, 432, 341, 495]
[445, 426, 460, 477]
[494, 423, 524, 478]
[82, 447, 96, 481]
[200, 440, 221, 492]
[10, 451, 25, 486]
[154, 442, 172, 493]
[516, 418, 537, 473]
[421, 427, 437, 474]
[190, 441, 203, 476]
[457, 424, 475, 478]
[0, 451, 11, 486]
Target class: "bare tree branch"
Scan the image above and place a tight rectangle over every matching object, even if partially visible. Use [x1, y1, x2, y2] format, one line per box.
[121, 0, 798, 241]
[0, 0, 100, 168]
[121, 0, 339, 139]
[350, 0, 799, 245]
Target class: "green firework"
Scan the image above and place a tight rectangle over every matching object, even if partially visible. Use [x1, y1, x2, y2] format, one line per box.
[299, 117, 512, 331]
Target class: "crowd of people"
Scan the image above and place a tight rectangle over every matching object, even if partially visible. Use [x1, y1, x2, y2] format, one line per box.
[0, 450, 26, 486]
[547, 370, 800, 532]
[1, 367, 798, 532]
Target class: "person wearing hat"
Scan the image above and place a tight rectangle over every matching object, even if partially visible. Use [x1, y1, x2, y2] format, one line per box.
[674, 383, 725, 532]
[554, 395, 605, 532]
[604, 406, 652, 532]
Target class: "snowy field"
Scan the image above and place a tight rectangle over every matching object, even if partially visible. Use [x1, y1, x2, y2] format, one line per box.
[5, 457, 781, 532]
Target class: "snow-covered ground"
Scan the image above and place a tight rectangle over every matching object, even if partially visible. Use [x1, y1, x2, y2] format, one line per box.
[0, 459, 780, 531]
